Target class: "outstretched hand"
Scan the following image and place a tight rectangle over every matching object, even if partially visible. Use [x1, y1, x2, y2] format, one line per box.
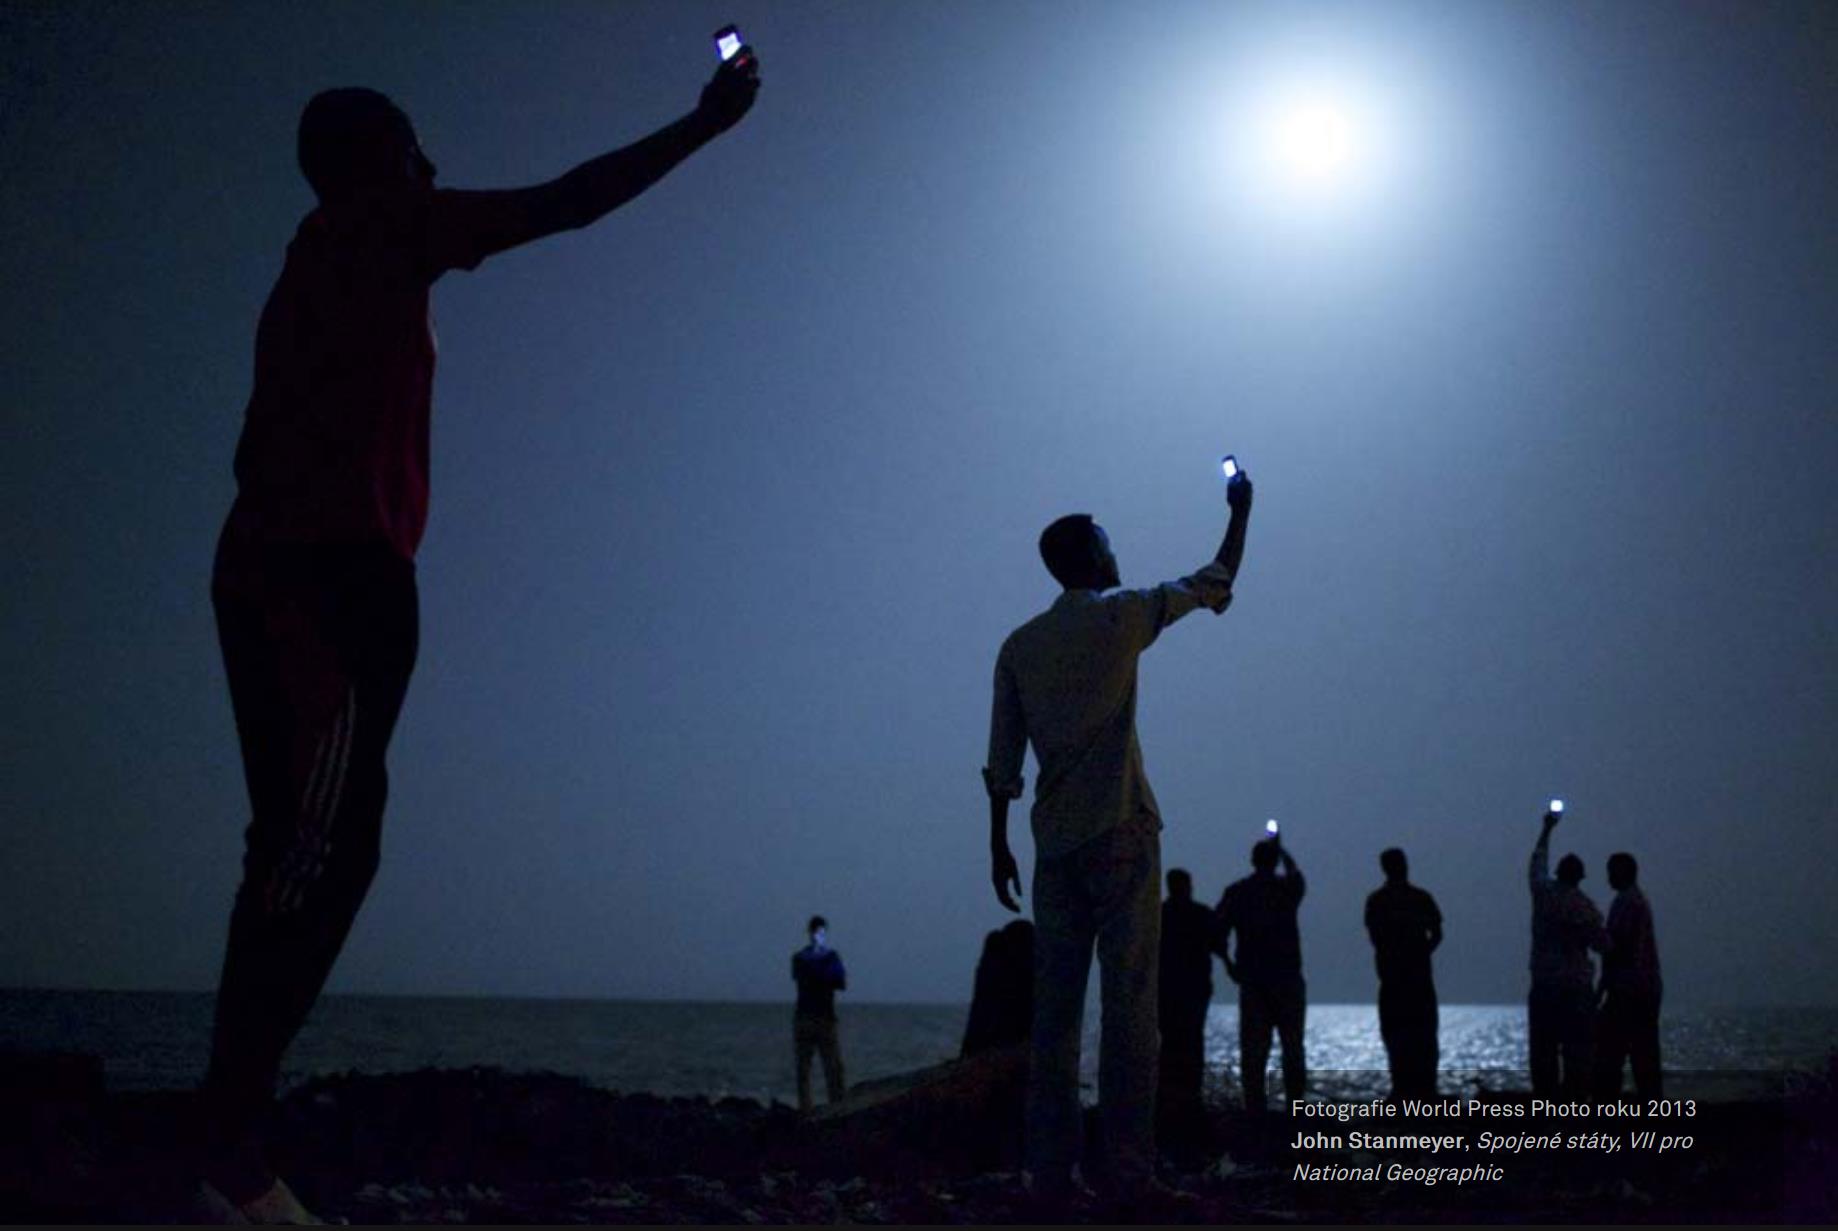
[991, 846, 1023, 914]
[698, 46, 761, 133]
[1226, 469, 1254, 514]
[1543, 809, 1562, 830]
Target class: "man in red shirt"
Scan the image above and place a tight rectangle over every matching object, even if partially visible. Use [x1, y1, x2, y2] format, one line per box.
[199, 47, 759, 1222]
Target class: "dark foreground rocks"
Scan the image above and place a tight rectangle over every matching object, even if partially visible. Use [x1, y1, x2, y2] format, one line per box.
[2, 1049, 1833, 1224]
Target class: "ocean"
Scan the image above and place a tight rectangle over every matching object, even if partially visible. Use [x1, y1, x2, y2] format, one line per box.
[2, 990, 1832, 1107]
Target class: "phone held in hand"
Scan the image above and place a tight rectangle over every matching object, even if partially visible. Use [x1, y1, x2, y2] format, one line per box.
[1221, 454, 1240, 482]
[1265, 818, 1279, 837]
[714, 25, 744, 62]
[1549, 798, 1565, 815]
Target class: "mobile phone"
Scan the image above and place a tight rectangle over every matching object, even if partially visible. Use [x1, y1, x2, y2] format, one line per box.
[1221, 455, 1240, 482]
[714, 24, 743, 62]
[1265, 818, 1279, 836]
[1548, 798, 1565, 815]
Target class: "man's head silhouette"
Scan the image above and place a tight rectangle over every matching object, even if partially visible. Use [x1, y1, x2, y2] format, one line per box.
[1039, 514, 1120, 591]
[298, 88, 436, 202]
[1251, 838, 1280, 873]
[1555, 853, 1585, 886]
[1606, 852, 1638, 891]
[1167, 868, 1194, 902]
[1380, 847, 1408, 882]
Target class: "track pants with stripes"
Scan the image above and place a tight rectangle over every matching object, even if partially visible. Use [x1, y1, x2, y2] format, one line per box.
[201, 540, 417, 1199]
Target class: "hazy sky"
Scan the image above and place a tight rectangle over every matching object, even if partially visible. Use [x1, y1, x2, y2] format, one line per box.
[4, 1, 1834, 1008]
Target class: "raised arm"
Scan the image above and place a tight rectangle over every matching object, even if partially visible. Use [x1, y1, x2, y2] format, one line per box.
[1278, 840, 1305, 901]
[1529, 811, 1558, 890]
[1216, 469, 1254, 580]
[425, 51, 760, 273]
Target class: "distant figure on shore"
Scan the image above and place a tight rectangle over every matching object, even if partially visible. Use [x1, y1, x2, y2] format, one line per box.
[982, 470, 1253, 1210]
[1595, 852, 1663, 1100]
[197, 48, 759, 1224]
[1216, 833, 1307, 1112]
[1364, 847, 1443, 1100]
[792, 915, 848, 1111]
[1527, 808, 1607, 1098]
[962, 920, 1035, 1056]
[1158, 869, 1222, 1155]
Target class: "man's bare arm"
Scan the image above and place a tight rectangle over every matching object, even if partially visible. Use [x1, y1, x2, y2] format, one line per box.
[989, 794, 1022, 913]
[428, 51, 759, 271]
[1215, 470, 1254, 580]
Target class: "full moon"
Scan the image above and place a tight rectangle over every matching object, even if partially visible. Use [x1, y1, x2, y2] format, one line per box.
[1223, 68, 1398, 215]
[1275, 98, 1355, 186]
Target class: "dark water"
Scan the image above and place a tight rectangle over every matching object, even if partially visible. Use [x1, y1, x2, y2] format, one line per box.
[2, 989, 1831, 1106]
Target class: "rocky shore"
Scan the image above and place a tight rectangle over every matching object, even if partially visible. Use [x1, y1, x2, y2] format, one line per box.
[3, 1049, 1832, 1223]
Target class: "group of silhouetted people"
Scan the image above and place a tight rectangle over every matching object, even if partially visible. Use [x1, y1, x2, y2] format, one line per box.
[1150, 815, 1659, 1126]
[1528, 808, 1664, 1101]
[187, 21, 1670, 1223]
[1153, 836, 1439, 1138]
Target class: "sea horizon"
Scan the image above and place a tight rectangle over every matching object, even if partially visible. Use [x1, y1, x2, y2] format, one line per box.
[4, 987, 1832, 1108]
[6, 983, 1837, 1013]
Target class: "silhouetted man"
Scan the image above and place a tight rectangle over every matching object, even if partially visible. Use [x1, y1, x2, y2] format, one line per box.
[198, 49, 760, 1222]
[1216, 834, 1306, 1112]
[962, 919, 1035, 1057]
[1527, 808, 1607, 1098]
[1595, 852, 1663, 1100]
[792, 915, 848, 1111]
[983, 472, 1253, 1210]
[1158, 868, 1222, 1158]
[1364, 848, 1443, 1100]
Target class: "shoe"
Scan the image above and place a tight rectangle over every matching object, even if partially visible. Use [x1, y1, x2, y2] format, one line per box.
[196, 1177, 324, 1225]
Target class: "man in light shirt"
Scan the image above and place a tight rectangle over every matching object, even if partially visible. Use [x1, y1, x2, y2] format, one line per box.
[982, 469, 1253, 1210]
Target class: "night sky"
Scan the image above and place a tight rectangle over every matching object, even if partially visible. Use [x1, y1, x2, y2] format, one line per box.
[4, 1, 1834, 1008]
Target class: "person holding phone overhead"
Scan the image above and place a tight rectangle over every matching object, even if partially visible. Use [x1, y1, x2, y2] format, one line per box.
[196, 36, 759, 1223]
[1215, 825, 1308, 1113]
[982, 463, 1253, 1215]
[1526, 804, 1607, 1099]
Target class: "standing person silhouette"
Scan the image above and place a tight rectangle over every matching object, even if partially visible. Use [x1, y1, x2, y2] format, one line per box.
[1364, 847, 1443, 1100]
[982, 468, 1253, 1215]
[791, 915, 848, 1110]
[1158, 868, 1222, 1160]
[1216, 833, 1307, 1112]
[197, 46, 760, 1222]
[1594, 852, 1663, 1099]
[1526, 807, 1607, 1099]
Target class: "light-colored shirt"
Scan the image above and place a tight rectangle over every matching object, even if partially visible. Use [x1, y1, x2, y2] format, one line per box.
[1527, 829, 1608, 989]
[983, 562, 1233, 860]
